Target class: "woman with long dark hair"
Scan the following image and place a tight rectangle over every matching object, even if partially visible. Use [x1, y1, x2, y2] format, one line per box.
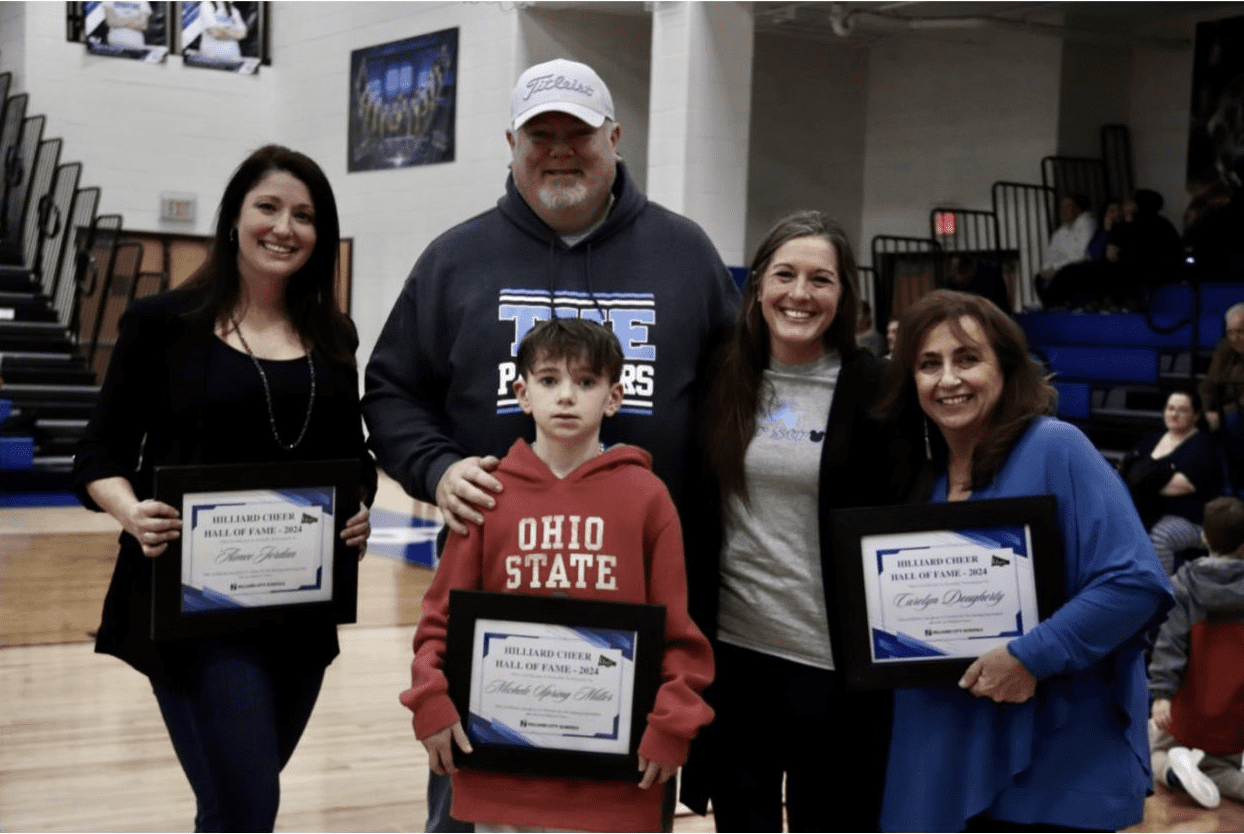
[873, 289, 1170, 831]
[680, 211, 917, 831]
[73, 144, 375, 831]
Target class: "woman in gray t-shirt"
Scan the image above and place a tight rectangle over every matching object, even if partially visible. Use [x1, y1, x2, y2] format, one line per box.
[681, 211, 910, 831]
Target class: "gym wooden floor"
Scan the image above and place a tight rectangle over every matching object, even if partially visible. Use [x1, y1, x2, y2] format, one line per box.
[1, 475, 1241, 832]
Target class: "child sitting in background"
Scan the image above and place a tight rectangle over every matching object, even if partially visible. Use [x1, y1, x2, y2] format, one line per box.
[400, 318, 714, 832]
[1149, 495, 1244, 808]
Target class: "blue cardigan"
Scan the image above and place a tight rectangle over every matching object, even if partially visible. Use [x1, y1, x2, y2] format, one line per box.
[882, 418, 1172, 831]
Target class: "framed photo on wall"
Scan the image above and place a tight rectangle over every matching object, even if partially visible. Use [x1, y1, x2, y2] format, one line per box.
[178, 1, 267, 74]
[348, 28, 458, 172]
[81, 1, 171, 63]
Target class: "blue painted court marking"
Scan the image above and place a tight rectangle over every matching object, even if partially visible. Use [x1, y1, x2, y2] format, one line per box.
[0, 491, 80, 508]
[367, 506, 441, 568]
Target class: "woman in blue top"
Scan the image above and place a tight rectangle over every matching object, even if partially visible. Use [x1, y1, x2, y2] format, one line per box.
[874, 290, 1171, 831]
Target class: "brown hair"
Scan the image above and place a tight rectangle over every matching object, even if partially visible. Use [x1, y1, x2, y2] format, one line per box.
[180, 144, 355, 367]
[874, 289, 1056, 490]
[516, 318, 624, 383]
[701, 210, 861, 503]
[1203, 495, 1244, 557]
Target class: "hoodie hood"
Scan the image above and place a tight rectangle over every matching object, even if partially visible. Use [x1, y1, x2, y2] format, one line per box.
[499, 438, 652, 485]
[1176, 555, 1244, 614]
[496, 161, 647, 249]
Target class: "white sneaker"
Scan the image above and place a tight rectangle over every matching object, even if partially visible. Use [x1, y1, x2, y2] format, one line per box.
[1168, 746, 1221, 809]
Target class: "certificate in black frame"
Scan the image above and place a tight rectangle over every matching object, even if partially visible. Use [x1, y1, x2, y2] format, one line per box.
[444, 590, 665, 782]
[151, 459, 360, 640]
[829, 495, 1064, 690]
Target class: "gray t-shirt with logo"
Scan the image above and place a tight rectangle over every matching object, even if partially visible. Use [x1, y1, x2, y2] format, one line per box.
[717, 352, 839, 670]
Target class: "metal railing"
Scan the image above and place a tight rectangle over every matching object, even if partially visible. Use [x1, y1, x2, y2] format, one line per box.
[0, 100, 32, 247]
[991, 181, 1057, 310]
[1041, 156, 1109, 218]
[1100, 124, 1134, 203]
[55, 185, 98, 331]
[39, 162, 81, 318]
[870, 234, 943, 327]
[21, 137, 61, 274]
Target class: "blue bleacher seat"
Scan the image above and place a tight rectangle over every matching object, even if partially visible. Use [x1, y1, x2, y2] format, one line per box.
[1054, 381, 1091, 419]
[0, 436, 34, 470]
[1038, 345, 1159, 385]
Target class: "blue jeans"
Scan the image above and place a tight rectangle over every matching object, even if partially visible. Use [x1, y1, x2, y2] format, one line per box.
[151, 639, 325, 832]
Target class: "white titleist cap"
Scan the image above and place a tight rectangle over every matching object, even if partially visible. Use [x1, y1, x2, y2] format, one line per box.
[510, 58, 615, 130]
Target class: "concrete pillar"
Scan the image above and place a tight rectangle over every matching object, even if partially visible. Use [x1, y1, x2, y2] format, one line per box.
[646, 1, 753, 267]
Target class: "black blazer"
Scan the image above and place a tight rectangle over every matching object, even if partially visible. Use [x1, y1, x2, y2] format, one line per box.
[73, 290, 377, 680]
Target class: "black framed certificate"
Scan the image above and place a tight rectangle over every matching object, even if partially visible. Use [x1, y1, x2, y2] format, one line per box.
[444, 590, 665, 781]
[829, 496, 1064, 690]
[151, 459, 361, 640]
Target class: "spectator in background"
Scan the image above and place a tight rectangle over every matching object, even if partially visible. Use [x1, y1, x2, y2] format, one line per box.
[1200, 302, 1244, 487]
[1108, 189, 1183, 298]
[1120, 390, 1225, 575]
[1034, 194, 1096, 309]
[885, 317, 899, 357]
[1035, 200, 1120, 311]
[1148, 495, 1244, 810]
[946, 254, 1010, 314]
[1087, 200, 1122, 263]
[856, 299, 885, 356]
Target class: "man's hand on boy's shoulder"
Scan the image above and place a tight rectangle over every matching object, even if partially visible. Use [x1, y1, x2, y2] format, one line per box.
[421, 721, 474, 775]
[436, 456, 503, 535]
[637, 754, 678, 790]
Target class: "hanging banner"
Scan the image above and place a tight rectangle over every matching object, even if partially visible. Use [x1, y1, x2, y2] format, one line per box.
[84, 1, 170, 63]
[348, 28, 458, 172]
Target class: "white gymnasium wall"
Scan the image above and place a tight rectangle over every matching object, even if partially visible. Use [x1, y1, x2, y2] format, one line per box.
[746, 30, 870, 265]
[0, 3, 27, 91]
[858, 31, 1064, 253]
[1056, 39, 1133, 160]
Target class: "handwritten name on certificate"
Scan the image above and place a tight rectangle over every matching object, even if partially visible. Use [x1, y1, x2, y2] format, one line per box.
[860, 528, 1040, 662]
[181, 488, 336, 610]
[467, 621, 636, 755]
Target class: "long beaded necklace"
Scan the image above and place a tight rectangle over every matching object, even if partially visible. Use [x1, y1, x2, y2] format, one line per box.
[229, 313, 316, 451]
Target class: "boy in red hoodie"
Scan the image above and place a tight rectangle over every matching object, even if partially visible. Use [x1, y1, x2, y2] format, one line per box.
[401, 318, 714, 832]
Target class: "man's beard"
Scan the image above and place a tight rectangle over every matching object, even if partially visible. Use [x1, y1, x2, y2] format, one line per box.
[537, 180, 589, 211]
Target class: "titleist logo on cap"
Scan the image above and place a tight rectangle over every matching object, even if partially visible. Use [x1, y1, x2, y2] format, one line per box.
[522, 73, 595, 101]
